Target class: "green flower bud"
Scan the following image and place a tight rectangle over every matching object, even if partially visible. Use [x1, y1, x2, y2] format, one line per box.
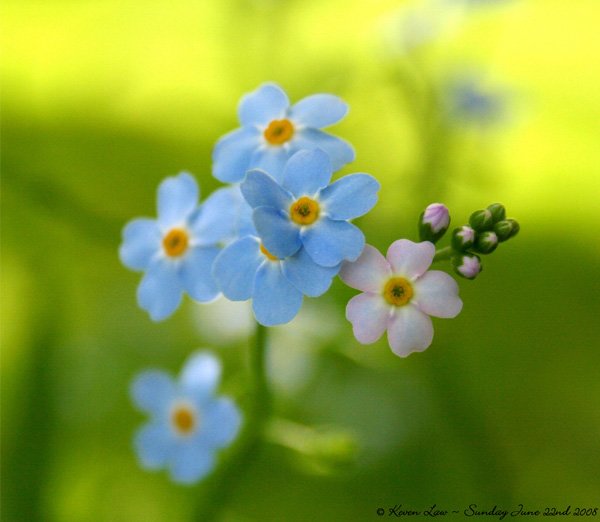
[487, 203, 506, 223]
[418, 203, 450, 243]
[506, 218, 520, 239]
[451, 225, 476, 251]
[469, 209, 494, 231]
[452, 253, 482, 280]
[474, 230, 498, 254]
[494, 220, 513, 241]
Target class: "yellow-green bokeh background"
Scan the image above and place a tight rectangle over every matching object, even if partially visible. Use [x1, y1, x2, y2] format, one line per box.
[2, 1, 600, 521]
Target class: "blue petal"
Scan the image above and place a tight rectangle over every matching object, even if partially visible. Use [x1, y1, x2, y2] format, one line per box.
[192, 187, 241, 245]
[249, 146, 289, 182]
[212, 127, 261, 183]
[240, 169, 292, 210]
[252, 262, 303, 326]
[119, 218, 161, 271]
[137, 259, 183, 321]
[179, 247, 220, 302]
[253, 206, 301, 259]
[238, 83, 289, 127]
[281, 247, 340, 297]
[169, 442, 215, 484]
[282, 149, 332, 198]
[319, 173, 380, 220]
[290, 94, 349, 128]
[301, 218, 365, 267]
[291, 129, 355, 171]
[201, 397, 242, 447]
[179, 352, 221, 400]
[134, 422, 174, 470]
[131, 370, 176, 416]
[157, 172, 199, 228]
[212, 237, 263, 301]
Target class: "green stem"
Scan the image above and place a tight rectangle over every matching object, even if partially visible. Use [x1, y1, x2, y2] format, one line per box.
[432, 246, 454, 263]
[192, 323, 271, 521]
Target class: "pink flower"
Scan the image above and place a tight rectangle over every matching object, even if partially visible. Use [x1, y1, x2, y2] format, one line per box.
[339, 240, 463, 357]
[422, 203, 450, 233]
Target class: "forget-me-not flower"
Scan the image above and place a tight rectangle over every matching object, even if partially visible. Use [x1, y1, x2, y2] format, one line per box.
[240, 148, 380, 268]
[212, 83, 355, 183]
[340, 240, 462, 357]
[213, 235, 340, 326]
[131, 352, 242, 485]
[119, 172, 234, 321]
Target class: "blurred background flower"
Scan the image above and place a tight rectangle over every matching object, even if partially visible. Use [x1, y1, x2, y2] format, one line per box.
[2, 0, 600, 520]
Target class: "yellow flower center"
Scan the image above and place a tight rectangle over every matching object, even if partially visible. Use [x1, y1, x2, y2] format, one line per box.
[290, 196, 320, 226]
[171, 404, 197, 436]
[263, 118, 294, 145]
[383, 277, 414, 306]
[162, 228, 189, 257]
[260, 243, 279, 261]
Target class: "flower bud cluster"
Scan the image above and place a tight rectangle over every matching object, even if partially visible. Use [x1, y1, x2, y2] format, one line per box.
[451, 203, 519, 279]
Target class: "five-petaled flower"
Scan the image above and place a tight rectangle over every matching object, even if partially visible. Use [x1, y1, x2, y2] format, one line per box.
[119, 172, 236, 321]
[212, 83, 355, 183]
[213, 236, 339, 326]
[131, 352, 242, 485]
[240, 148, 380, 268]
[340, 240, 463, 357]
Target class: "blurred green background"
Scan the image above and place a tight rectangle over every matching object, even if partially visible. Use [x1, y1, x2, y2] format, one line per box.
[2, 0, 600, 521]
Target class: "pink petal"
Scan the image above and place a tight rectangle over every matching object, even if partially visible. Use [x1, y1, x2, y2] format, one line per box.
[387, 305, 433, 357]
[386, 239, 435, 279]
[413, 270, 463, 318]
[346, 292, 390, 344]
[339, 245, 391, 292]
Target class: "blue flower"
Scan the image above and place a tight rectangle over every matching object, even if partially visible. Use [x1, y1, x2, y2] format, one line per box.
[445, 77, 505, 126]
[119, 172, 236, 321]
[213, 235, 340, 326]
[131, 352, 242, 485]
[240, 148, 380, 268]
[212, 83, 355, 184]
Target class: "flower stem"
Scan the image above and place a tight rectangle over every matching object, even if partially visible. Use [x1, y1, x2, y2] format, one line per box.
[432, 246, 454, 263]
[192, 323, 271, 521]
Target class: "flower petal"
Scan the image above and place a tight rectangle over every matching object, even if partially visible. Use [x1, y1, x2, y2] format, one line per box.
[339, 244, 391, 292]
[238, 83, 289, 127]
[240, 169, 292, 210]
[179, 352, 221, 399]
[413, 270, 462, 318]
[253, 206, 301, 259]
[157, 172, 199, 229]
[169, 442, 215, 484]
[179, 247, 220, 302]
[319, 173, 380, 220]
[346, 293, 390, 344]
[201, 398, 242, 447]
[131, 370, 176, 416]
[301, 218, 364, 267]
[212, 127, 261, 183]
[387, 305, 434, 358]
[249, 146, 289, 182]
[252, 262, 303, 326]
[192, 187, 242, 245]
[291, 128, 355, 171]
[290, 94, 349, 128]
[134, 423, 174, 470]
[119, 218, 161, 271]
[281, 247, 340, 297]
[212, 237, 263, 301]
[386, 239, 435, 279]
[137, 259, 183, 321]
[281, 148, 332, 198]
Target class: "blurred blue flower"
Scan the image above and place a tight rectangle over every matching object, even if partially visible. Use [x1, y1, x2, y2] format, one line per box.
[119, 172, 236, 321]
[240, 148, 380, 268]
[213, 236, 340, 326]
[445, 78, 505, 126]
[212, 83, 355, 183]
[131, 352, 242, 485]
